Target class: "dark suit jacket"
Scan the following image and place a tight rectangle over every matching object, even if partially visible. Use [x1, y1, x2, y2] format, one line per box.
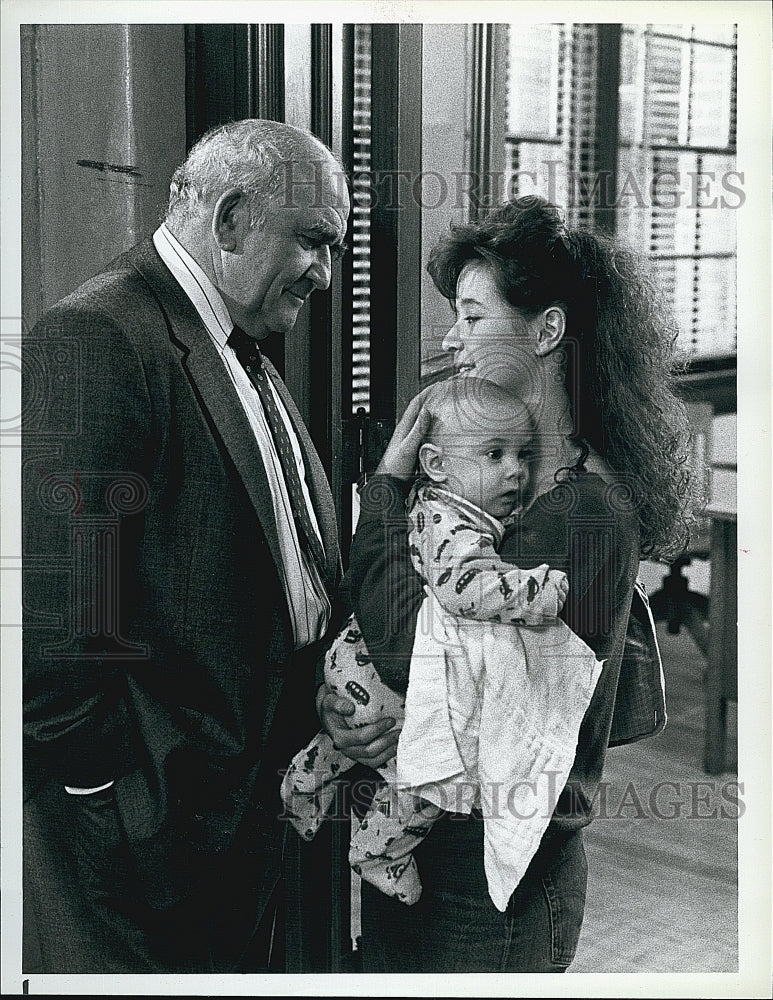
[22, 240, 340, 952]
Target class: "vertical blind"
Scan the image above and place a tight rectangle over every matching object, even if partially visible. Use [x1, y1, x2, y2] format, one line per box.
[504, 22, 737, 359]
[505, 24, 568, 213]
[349, 23, 737, 412]
[351, 24, 372, 412]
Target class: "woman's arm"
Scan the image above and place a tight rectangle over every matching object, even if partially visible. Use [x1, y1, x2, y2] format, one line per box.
[509, 475, 640, 652]
[316, 480, 420, 766]
[346, 475, 424, 687]
[340, 389, 435, 688]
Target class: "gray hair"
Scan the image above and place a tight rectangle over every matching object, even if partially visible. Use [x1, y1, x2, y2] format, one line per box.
[165, 118, 344, 229]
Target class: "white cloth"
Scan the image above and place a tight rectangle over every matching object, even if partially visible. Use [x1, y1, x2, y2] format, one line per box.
[397, 588, 604, 912]
[153, 225, 330, 648]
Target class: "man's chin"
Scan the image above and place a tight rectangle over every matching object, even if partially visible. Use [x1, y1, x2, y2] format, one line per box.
[269, 301, 305, 334]
[247, 311, 299, 340]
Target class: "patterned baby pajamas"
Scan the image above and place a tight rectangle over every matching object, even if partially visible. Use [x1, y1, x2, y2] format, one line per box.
[408, 484, 568, 626]
[281, 614, 441, 905]
[281, 484, 570, 906]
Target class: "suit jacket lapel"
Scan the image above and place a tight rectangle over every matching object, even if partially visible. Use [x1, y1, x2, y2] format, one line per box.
[129, 241, 340, 589]
[128, 242, 286, 582]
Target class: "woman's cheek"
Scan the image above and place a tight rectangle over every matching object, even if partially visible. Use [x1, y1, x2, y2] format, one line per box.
[481, 347, 542, 396]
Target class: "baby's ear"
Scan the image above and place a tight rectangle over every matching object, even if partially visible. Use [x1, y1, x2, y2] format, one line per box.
[419, 443, 447, 483]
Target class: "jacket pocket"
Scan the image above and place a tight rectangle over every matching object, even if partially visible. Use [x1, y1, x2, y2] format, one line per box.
[73, 785, 135, 903]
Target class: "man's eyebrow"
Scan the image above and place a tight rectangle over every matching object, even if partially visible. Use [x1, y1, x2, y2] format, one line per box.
[302, 220, 344, 242]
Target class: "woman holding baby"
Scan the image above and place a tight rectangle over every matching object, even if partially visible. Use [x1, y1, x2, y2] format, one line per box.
[316, 196, 694, 972]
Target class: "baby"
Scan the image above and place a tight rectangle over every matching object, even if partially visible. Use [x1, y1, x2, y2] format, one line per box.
[281, 378, 599, 909]
[407, 373, 568, 625]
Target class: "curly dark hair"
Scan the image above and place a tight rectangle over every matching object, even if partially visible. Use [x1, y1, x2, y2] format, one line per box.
[426, 195, 697, 560]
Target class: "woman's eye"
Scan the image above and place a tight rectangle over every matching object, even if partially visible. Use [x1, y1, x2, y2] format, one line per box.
[463, 316, 481, 327]
[486, 449, 503, 461]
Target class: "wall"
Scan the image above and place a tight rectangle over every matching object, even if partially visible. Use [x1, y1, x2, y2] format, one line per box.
[21, 24, 186, 329]
[420, 24, 469, 375]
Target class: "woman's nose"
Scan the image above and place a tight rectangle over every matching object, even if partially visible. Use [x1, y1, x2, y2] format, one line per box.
[441, 323, 462, 354]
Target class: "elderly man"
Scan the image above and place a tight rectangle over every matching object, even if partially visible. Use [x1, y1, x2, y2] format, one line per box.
[22, 119, 379, 973]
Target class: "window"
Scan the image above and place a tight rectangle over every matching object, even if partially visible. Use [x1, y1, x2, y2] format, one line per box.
[503, 22, 738, 359]
[616, 24, 737, 358]
[505, 23, 602, 229]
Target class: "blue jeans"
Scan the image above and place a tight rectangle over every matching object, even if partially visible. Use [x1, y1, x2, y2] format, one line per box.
[359, 811, 588, 973]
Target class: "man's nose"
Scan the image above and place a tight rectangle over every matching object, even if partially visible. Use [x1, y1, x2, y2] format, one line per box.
[307, 244, 332, 289]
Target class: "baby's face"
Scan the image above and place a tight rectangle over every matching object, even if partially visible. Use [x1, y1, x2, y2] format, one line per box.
[439, 427, 533, 519]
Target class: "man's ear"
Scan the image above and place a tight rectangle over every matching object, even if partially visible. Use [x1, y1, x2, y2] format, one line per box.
[534, 306, 566, 357]
[212, 189, 249, 252]
[418, 443, 447, 483]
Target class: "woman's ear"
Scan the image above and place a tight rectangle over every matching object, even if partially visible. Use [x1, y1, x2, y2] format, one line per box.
[419, 443, 447, 483]
[212, 188, 248, 252]
[534, 306, 566, 357]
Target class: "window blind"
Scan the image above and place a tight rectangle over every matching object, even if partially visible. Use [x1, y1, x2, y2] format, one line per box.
[504, 22, 737, 359]
[505, 24, 568, 211]
[351, 23, 372, 412]
[616, 24, 737, 358]
[505, 23, 603, 229]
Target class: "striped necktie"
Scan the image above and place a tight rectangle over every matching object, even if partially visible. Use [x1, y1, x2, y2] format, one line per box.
[227, 325, 326, 573]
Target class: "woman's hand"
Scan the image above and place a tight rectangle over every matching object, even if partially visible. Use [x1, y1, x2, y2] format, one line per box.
[375, 385, 435, 480]
[316, 684, 400, 769]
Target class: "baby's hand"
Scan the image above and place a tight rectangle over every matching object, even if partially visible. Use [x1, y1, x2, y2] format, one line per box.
[548, 570, 570, 613]
[512, 568, 569, 625]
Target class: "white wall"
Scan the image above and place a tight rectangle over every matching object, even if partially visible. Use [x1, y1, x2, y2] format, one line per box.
[420, 24, 470, 377]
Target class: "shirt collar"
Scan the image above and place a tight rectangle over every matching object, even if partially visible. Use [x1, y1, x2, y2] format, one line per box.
[152, 223, 235, 351]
